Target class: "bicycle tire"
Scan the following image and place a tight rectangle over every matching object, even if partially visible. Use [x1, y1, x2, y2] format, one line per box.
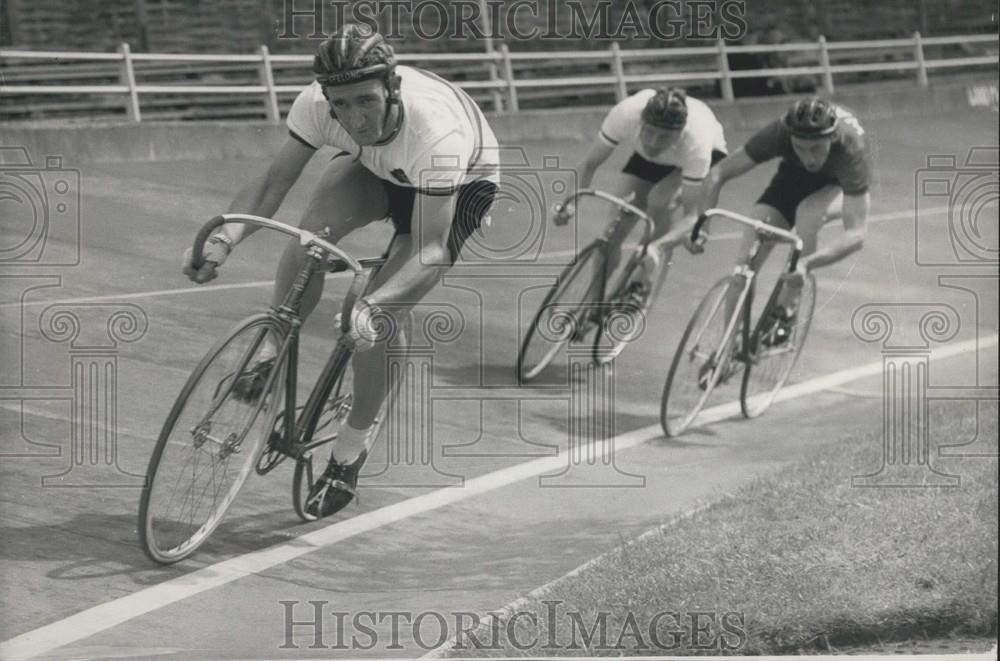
[291, 344, 353, 522]
[740, 273, 816, 419]
[138, 313, 288, 564]
[518, 243, 603, 383]
[660, 275, 746, 437]
[592, 251, 650, 366]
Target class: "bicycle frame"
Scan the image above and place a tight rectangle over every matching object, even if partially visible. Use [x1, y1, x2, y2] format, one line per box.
[557, 189, 657, 315]
[190, 213, 385, 466]
[692, 208, 805, 366]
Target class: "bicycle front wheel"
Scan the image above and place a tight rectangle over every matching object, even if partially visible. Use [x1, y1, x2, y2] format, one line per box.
[660, 275, 744, 437]
[138, 314, 288, 564]
[741, 274, 816, 419]
[518, 243, 603, 383]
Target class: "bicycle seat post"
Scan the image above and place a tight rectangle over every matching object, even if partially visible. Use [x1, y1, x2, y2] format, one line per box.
[276, 245, 326, 319]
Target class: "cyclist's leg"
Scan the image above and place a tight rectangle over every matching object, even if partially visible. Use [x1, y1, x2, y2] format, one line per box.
[233, 159, 387, 402]
[778, 184, 843, 308]
[641, 168, 684, 302]
[272, 157, 388, 319]
[724, 159, 829, 326]
[344, 231, 413, 427]
[335, 179, 498, 464]
[603, 172, 654, 277]
[639, 149, 727, 303]
[723, 202, 787, 325]
[601, 153, 677, 309]
[793, 184, 843, 255]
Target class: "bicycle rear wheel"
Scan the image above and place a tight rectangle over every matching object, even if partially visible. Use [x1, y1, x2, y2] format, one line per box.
[138, 314, 288, 564]
[660, 275, 745, 437]
[591, 252, 648, 366]
[291, 344, 353, 522]
[740, 274, 816, 419]
[291, 309, 409, 522]
[518, 243, 603, 382]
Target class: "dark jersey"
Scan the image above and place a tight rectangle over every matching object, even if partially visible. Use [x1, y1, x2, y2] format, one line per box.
[744, 106, 872, 195]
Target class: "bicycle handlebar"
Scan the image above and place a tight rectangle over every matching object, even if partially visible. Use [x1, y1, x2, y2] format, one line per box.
[556, 189, 656, 245]
[191, 214, 379, 336]
[192, 214, 365, 273]
[692, 208, 805, 272]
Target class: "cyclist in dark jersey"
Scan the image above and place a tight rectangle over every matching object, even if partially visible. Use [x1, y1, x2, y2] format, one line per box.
[703, 97, 872, 343]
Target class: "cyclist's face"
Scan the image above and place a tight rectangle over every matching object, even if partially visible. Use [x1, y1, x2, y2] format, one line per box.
[791, 136, 833, 172]
[323, 79, 390, 145]
[640, 124, 681, 155]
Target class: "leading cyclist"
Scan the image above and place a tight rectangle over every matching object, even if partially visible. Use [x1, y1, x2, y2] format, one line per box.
[556, 87, 728, 313]
[182, 23, 499, 518]
[703, 96, 871, 348]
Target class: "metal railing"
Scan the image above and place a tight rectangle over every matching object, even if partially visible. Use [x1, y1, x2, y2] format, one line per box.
[1, 33, 996, 122]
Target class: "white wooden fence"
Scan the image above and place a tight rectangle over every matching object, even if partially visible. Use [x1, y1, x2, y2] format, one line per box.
[1, 33, 996, 122]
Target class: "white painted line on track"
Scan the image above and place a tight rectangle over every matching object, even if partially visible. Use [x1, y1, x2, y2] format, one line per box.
[0, 279, 276, 311]
[0, 205, 949, 312]
[2, 332, 995, 661]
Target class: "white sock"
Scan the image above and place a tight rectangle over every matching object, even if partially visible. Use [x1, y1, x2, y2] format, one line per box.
[332, 421, 376, 465]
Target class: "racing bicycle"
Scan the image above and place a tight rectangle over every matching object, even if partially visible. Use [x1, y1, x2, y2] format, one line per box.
[518, 189, 658, 382]
[660, 208, 816, 437]
[138, 214, 395, 564]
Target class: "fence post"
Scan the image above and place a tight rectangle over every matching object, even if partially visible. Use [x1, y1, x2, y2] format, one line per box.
[913, 31, 929, 88]
[716, 38, 734, 102]
[487, 56, 505, 114]
[118, 42, 141, 122]
[499, 44, 519, 113]
[818, 35, 835, 94]
[258, 45, 280, 123]
[610, 42, 627, 102]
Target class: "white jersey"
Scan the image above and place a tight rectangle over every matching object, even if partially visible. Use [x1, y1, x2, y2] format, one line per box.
[287, 65, 500, 195]
[599, 90, 727, 182]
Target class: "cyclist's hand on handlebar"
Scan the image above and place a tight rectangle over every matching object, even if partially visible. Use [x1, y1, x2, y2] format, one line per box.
[552, 202, 575, 226]
[335, 297, 382, 352]
[183, 234, 232, 284]
[684, 227, 708, 255]
[780, 262, 808, 290]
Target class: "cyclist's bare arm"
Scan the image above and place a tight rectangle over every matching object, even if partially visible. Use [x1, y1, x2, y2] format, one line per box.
[702, 147, 757, 212]
[801, 191, 869, 271]
[576, 140, 615, 190]
[220, 137, 317, 244]
[364, 192, 458, 308]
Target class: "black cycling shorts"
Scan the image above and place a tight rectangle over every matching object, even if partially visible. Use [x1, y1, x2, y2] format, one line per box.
[622, 149, 728, 184]
[382, 179, 498, 263]
[757, 161, 839, 227]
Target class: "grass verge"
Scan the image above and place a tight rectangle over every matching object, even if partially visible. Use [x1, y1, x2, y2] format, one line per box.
[444, 404, 998, 656]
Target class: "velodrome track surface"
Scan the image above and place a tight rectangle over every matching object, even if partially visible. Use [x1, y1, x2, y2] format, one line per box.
[1, 109, 997, 659]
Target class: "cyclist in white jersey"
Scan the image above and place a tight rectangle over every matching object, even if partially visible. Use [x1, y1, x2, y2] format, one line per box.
[557, 88, 728, 306]
[182, 23, 499, 518]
